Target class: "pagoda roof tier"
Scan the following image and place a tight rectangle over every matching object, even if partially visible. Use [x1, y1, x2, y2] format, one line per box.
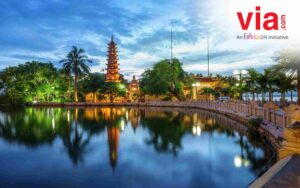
[106, 60, 119, 62]
[106, 63, 119, 65]
[106, 70, 120, 72]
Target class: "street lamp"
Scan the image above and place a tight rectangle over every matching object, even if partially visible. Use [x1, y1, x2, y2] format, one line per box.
[233, 70, 248, 100]
[120, 84, 125, 89]
[192, 82, 200, 101]
[233, 69, 248, 81]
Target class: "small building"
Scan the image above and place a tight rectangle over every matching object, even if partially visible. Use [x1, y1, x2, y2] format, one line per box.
[186, 76, 220, 101]
[128, 75, 140, 102]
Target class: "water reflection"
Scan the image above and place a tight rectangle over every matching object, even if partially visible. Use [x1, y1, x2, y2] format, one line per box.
[0, 107, 276, 187]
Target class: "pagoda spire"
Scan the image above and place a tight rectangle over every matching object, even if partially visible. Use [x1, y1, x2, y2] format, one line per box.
[105, 35, 120, 82]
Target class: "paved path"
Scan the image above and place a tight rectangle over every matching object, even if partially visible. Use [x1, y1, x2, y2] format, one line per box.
[249, 154, 300, 188]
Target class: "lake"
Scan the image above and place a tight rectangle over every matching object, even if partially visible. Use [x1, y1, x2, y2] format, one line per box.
[0, 107, 276, 188]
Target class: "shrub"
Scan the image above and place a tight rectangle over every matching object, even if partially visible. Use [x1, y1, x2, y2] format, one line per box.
[247, 117, 263, 130]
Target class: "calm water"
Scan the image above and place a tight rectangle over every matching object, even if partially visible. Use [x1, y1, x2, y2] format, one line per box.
[0, 107, 275, 188]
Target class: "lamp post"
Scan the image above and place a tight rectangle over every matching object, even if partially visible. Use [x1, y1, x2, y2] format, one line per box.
[233, 70, 248, 101]
[192, 82, 200, 101]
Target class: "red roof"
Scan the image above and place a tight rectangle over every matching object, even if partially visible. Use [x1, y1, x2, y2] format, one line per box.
[194, 77, 218, 82]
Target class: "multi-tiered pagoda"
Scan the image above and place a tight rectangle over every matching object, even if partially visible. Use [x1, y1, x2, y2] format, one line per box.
[105, 35, 120, 82]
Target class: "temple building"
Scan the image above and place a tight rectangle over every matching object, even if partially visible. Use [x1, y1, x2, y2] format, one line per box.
[105, 35, 120, 83]
[184, 76, 220, 101]
[128, 75, 140, 102]
[85, 35, 122, 102]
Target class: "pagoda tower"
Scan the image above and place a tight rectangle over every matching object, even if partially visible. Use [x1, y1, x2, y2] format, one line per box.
[105, 35, 120, 82]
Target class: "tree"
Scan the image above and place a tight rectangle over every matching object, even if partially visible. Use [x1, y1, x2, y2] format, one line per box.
[273, 72, 295, 106]
[201, 87, 215, 101]
[141, 58, 186, 101]
[256, 73, 268, 101]
[60, 46, 92, 102]
[0, 61, 65, 104]
[100, 83, 127, 103]
[220, 76, 238, 98]
[264, 68, 276, 102]
[287, 76, 297, 102]
[80, 73, 106, 102]
[60, 69, 73, 100]
[274, 49, 300, 104]
[246, 68, 260, 101]
[219, 87, 230, 97]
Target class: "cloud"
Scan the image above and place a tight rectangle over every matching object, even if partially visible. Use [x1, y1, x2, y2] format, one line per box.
[0, 0, 299, 80]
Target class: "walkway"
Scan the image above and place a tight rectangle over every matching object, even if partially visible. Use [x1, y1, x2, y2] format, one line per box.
[249, 154, 300, 188]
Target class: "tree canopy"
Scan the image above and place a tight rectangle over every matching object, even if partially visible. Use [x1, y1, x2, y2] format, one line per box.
[0, 61, 67, 104]
[141, 58, 188, 101]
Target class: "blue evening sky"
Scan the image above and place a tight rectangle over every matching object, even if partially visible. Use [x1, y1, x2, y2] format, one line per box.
[0, 0, 298, 79]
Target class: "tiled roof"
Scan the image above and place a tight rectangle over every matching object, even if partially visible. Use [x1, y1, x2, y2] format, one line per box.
[194, 77, 219, 82]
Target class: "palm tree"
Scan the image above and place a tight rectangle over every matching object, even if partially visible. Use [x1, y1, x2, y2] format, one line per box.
[246, 68, 260, 101]
[221, 76, 237, 98]
[60, 46, 92, 102]
[256, 73, 268, 102]
[275, 49, 300, 104]
[273, 72, 294, 106]
[264, 68, 276, 102]
[286, 75, 297, 102]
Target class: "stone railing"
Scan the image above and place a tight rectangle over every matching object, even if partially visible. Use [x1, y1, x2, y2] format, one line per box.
[139, 100, 300, 129]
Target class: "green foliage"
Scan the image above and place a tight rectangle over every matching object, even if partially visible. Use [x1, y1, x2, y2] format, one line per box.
[219, 76, 238, 98]
[79, 73, 106, 100]
[131, 93, 139, 102]
[219, 87, 230, 96]
[0, 61, 68, 104]
[246, 68, 260, 100]
[274, 49, 300, 104]
[60, 46, 92, 102]
[141, 58, 186, 101]
[99, 82, 127, 103]
[273, 71, 296, 105]
[0, 93, 24, 106]
[247, 117, 263, 130]
[201, 87, 217, 101]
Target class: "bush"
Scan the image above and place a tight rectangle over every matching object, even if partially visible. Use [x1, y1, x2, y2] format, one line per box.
[0, 93, 24, 106]
[247, 117, 263, 130]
